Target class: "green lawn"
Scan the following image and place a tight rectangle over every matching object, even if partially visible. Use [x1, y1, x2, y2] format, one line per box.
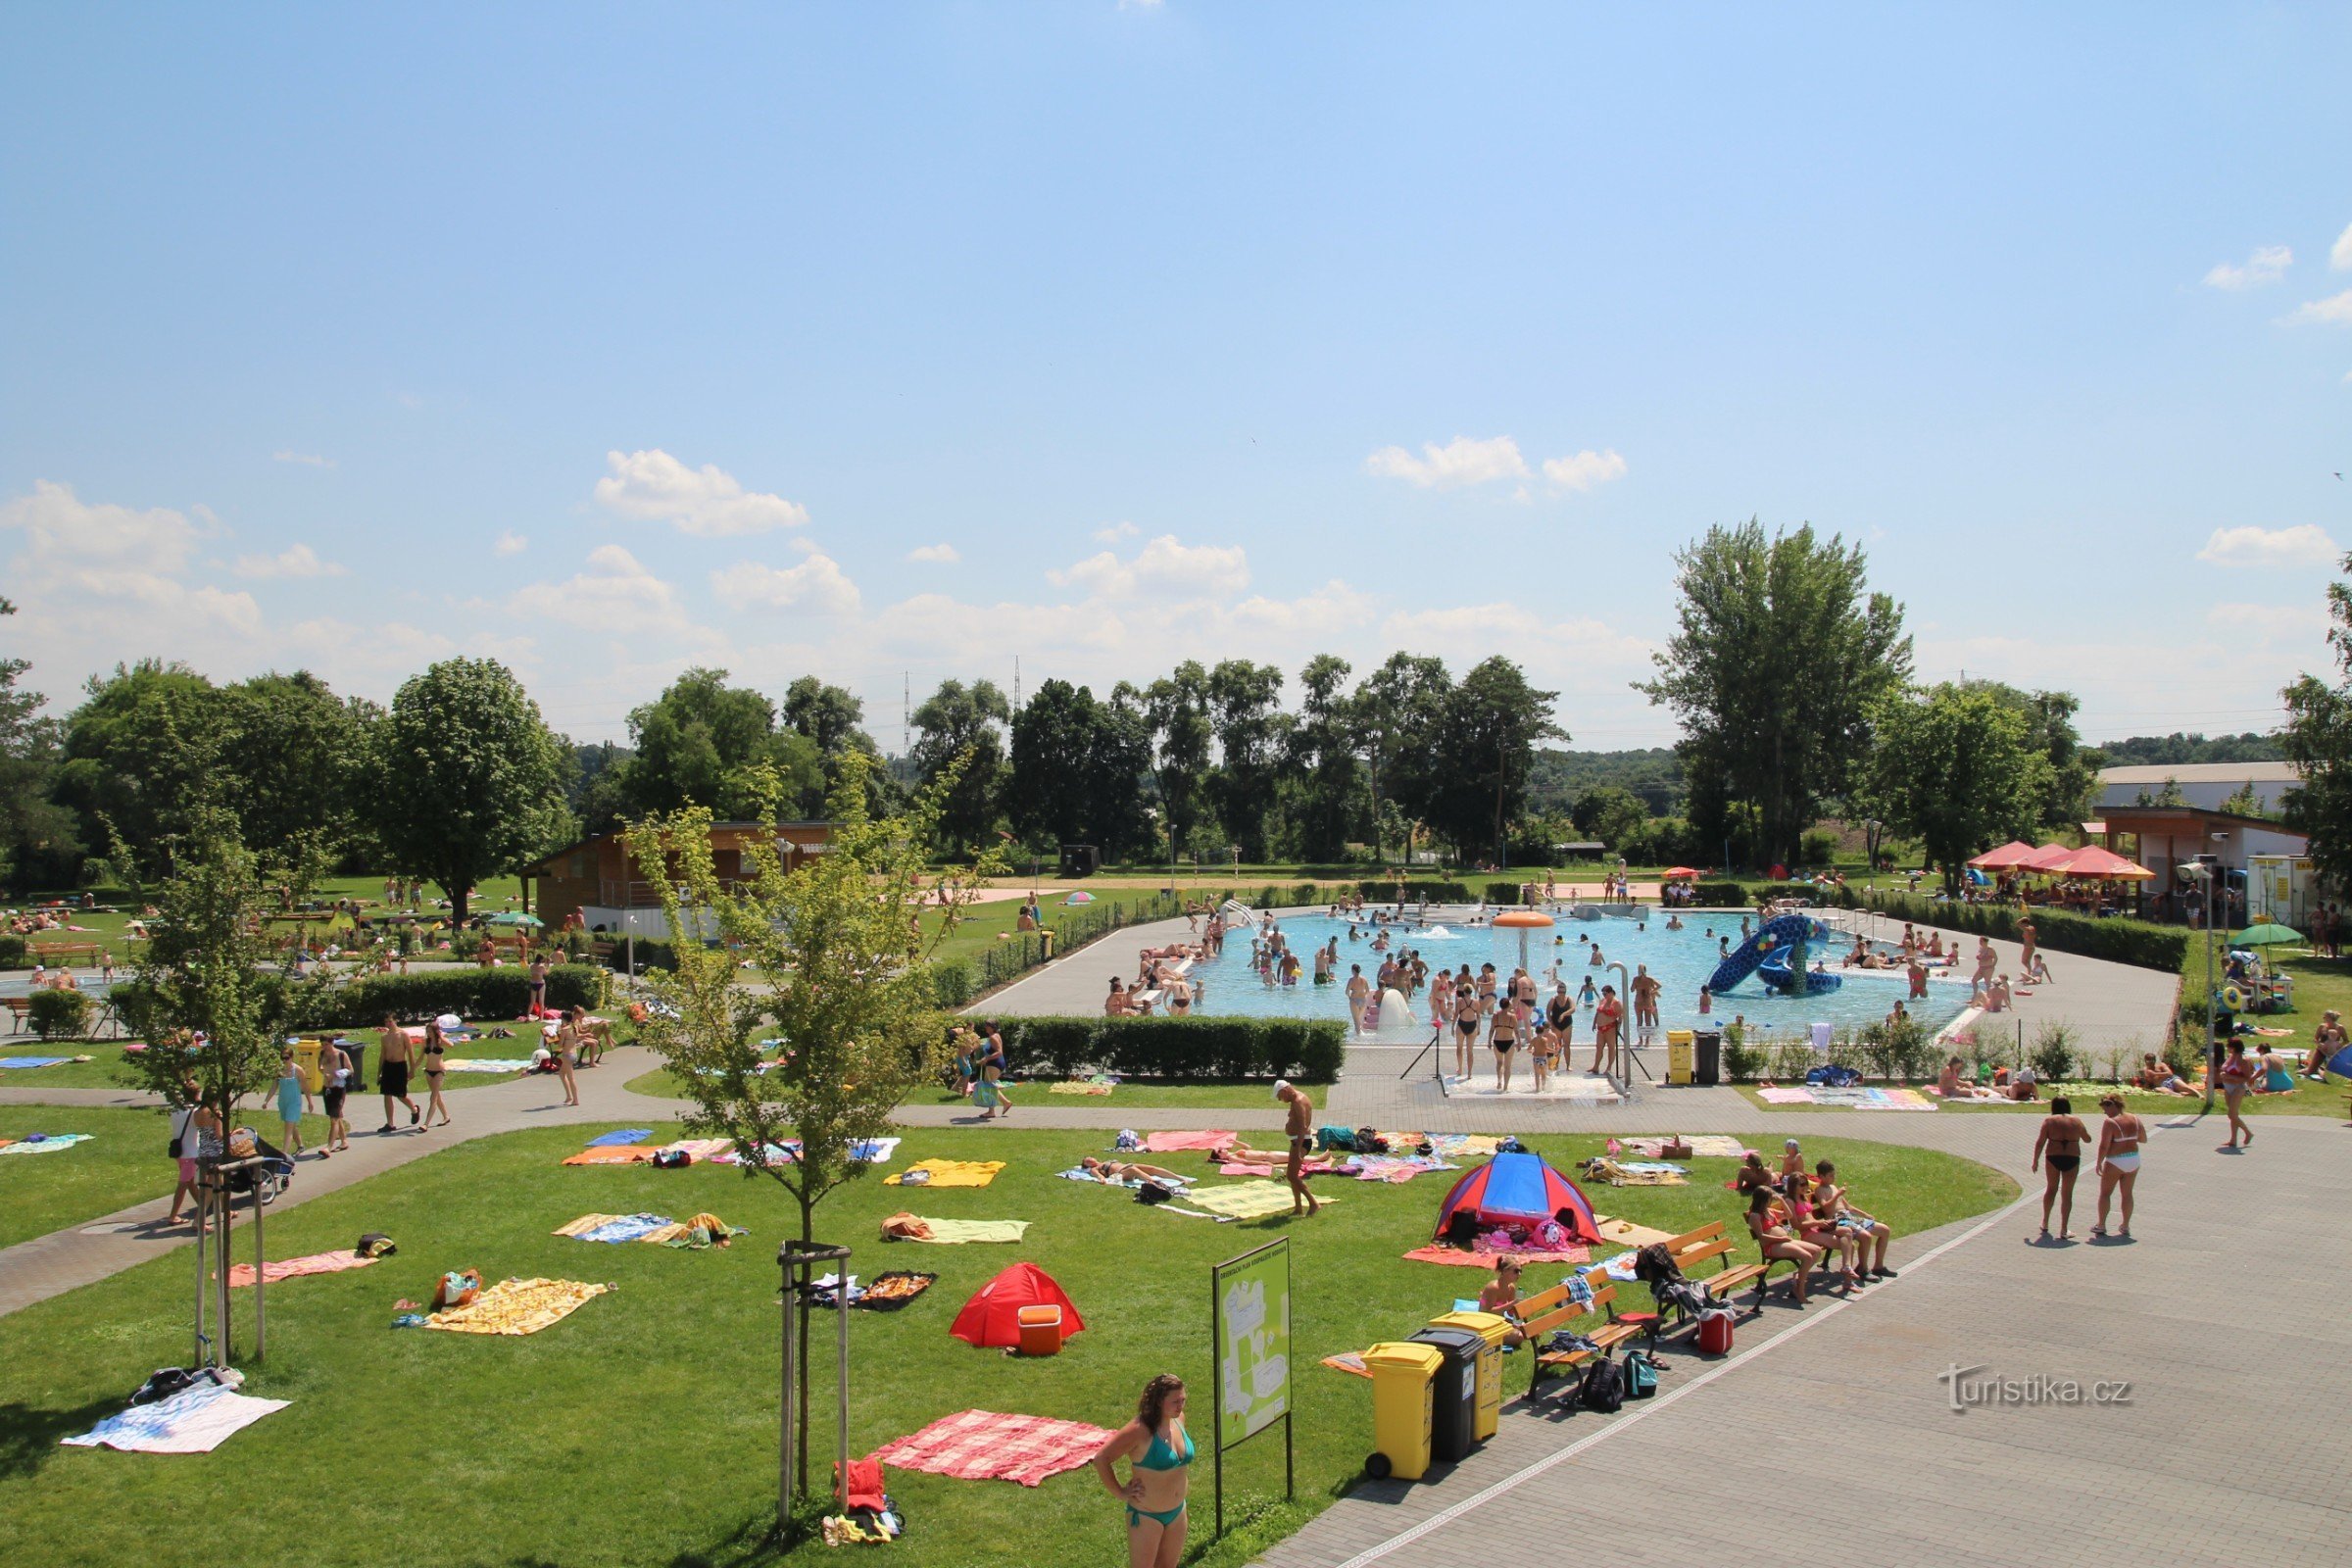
[0, 1121, 2011, 1568]
[2, 1105, 173, 1246]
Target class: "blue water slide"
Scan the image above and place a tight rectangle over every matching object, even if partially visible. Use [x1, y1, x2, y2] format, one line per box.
[1756, 951, 1844, 995]
[1707, 913, 1833, 994]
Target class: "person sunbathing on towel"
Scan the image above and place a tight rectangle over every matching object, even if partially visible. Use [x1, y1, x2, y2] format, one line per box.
[1206, 1139, 1298, 1165]
[1080, 1155, 1187, 1185]
[2133, 1054, 2196, 1096]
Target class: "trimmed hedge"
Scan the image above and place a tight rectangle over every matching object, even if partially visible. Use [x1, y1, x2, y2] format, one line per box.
[1833, 888, 2189, 973]
[1750, 882, 1823, 906]
[294, 965, 609, 1028]
[993, 1016, 1346, 1085]
[1484, 880, 1527, 906]
[0, 933, 26, 968]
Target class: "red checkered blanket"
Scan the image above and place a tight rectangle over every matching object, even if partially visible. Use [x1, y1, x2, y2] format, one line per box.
[868, 1408, 1113, 1487]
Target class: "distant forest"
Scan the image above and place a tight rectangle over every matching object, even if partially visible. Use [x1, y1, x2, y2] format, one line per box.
[1528, 748, 1685, 816]
[2090, 731, 2283, 766]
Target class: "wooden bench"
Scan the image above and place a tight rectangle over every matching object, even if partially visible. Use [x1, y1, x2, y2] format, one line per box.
[28, 942, 104, 965]
[2, 996, 33, 1031]
[1664, 1221, 1774, 1317]
[1513, 1265, 1648, 1396]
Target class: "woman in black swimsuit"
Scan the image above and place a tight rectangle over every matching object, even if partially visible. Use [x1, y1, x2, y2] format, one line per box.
[2031, 1096, 2090, 1241]
[1488, 996, 1520, 1092]
[419, 1018, 452, 1129]
[1453, 980, 1481, 1081]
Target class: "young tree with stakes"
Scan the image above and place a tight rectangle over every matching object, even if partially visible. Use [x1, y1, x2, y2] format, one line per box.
[623, 751, 1003, 1492]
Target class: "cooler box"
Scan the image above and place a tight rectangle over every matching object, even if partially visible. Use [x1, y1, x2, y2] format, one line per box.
[1427, 1310, 1511, 1442]
[1666, 1030, 1694, 1086]
[1362, 1341, 1442, 1481]
[1408, 1325, 1483, 1462]
[1015, 1303, 1064, 1356]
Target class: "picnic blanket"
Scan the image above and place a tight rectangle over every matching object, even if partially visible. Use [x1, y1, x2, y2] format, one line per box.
[655, 1138, 738, 1160]
[1055, 1167, 1192, 1190]
[885, 1158, 1004, 1188]
[562, 1146, 652, 1166]
[1141, 1130, 1237, 1152]
[1048, 1080, 1115, 1096]
[1760, 1086, 1937, 1110]
[61, 1379, 289, 1454]
[1621, 1136, 1750, 1159]
[1184, 1181, 1337, 1221]
[709, 1136, 900, 1167]
[227, 1250, 380, 1287]
[1209, 1155, 1341, 1178]
[1591, 1215, 1677, 1249]
[0, 1055, 72, 1069]
[869, 1409, 1113, 1487]
[0, 1133, 94, 1154]
[554, 1212, 675, 1245]
[1343, 1154, 1458, 1184]
[426, 1277, 612, 1336]
[1581, 1157, 1687, 1187]
[881, 1213, 1030, 1245]
[441, 1058, 537, 1072]
[1402, 1243, 1592, 1269]
[584, 1129, 653, 1148]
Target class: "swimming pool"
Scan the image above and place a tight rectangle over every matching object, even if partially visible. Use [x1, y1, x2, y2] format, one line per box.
[1182, 908, 1971, 1042]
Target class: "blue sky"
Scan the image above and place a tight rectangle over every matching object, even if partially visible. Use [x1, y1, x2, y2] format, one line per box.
[4, 3, 2347, 750]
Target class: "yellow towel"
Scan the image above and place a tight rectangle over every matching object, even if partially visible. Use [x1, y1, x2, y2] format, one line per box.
[1591, 1215, 1676, 1248]
[426, 1278, 612, 1335]
[884, 1158, 1006, 1189]
[552, 1213, 622, 1238]
[883, 1215, 1029, 1244]
[1185, 1181, 1339, 1220]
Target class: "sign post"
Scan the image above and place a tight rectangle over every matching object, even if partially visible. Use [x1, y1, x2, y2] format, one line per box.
[1209, 1237, 1295, 1538]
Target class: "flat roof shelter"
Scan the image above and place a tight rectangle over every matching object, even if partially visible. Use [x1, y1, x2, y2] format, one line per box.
[521, 821, 836, 936]
[2093, 806, 2308, 923]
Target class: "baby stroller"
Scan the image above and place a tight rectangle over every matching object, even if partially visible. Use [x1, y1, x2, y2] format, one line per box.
[220, 1133, 295, 1208]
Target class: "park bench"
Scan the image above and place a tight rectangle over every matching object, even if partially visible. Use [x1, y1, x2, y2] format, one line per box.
[1514, 1264, 1647, 1396]
[1664, 1221, 1774, 1316]
[28, 942, 104, 965]
[3, 995, 32, 1031]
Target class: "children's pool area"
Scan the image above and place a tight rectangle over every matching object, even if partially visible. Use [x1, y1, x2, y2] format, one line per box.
[1183, 906, 1974, 1042]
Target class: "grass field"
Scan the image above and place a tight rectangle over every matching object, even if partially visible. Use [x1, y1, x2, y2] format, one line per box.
[0, 1122, 2013, 1568]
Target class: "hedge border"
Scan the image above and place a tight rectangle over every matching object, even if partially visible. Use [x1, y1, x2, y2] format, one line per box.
[989, 1015, 1346, 1085]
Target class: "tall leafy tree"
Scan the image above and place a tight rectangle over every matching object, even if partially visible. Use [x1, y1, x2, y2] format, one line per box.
[216, 671, 376, 863]
[1639, 520, 1911, 866]
[1428, 657, 1564, 864]
[783, 674, 885, 814]
[2281, 552, 2352, 895]
[617, 668, 821, 822]
[0, 598, 80, 888]
[1865, 684, 2046, 892]
[1283, 654, 1363, 859]
[909, 678, 1010, 852]
[1007, 678, 1150, 857]
[54, 660, 226, 879]
[1973, 683, 2099, 831]
[1571, 785, 1648, 854]
[1142, 661, 1217, 851]
[1351, 653, 1451, 863]
[1206, 660, 1290, 860]
[371, 659, 573, 924]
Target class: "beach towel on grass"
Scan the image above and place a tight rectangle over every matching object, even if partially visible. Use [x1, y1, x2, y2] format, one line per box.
[585, 1129, 652, 1148]
[880, 1213, 1029, 1245]
[1141, 1130, 1237, 1153]
[1756, 1087, 1814, 1104]
[62, 1379, 288, 1454]
[0, 1133, 93, 1153]
[563, 1146, 652, 1166]
[1403, 1243, 1590, 1268]
[1048, 1080, 1115, 1096]
[1210, 1156, 1341, 1179]
[555, 1213, 674, 1245]
[1344, 1154, 1458, 1184]
[868, 1409, 1113, 1487]
[1591, 1216, 1677, 1249]
[227, 1251, 379, 1287]
[654, 1138, 737, 1162]
[884, 1159, 1004, 1188]
[0, 1055, 72, 1069]
[1184, 1182, 1337, 1221]
[426, 1278, 612, 1336]
[441, 1058, 536, 1073]
[1622, 1135, 1750, 1159]
[711, 1136, 899, 1167]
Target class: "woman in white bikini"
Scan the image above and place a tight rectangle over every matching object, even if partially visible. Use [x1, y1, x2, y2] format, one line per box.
[2215, 1040, 2255, 1150]
[2091, 1095, 2146, 1240]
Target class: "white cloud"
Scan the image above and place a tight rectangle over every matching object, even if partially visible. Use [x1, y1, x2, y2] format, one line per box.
[1049, 534, 1250, 599]
[1365, 435, 1529, 488]
[272, 450, 334, 468]
[907, 543, 960, 564]
[2196, 523, 2340, 568]
[2333, 220, 2352, 271]
[1540, 449, 1629, 493]
[2202, 244, 2292, 290]
[494, 531, 528, 557]
[0, 480, 262, 664]
[710, 554, 862, 615]
[510, 544, 696, 634]
[2285, 289, 2352, 325]
[235, 543, 347, 579]
[1, 478, 205, 574]
[1093, 520, 1141, 543]
[593, 449, 809, 537]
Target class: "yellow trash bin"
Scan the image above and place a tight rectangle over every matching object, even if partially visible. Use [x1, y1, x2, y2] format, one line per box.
[1666, 1029, 1694, 1086]
[1362, 1341, 1442, 1481]
[1428, 1310, 1511, 1442]
[294, 1038, 323, 1094]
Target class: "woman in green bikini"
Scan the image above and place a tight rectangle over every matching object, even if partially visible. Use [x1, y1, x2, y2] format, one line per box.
[1093, 1372, 1192, 1568]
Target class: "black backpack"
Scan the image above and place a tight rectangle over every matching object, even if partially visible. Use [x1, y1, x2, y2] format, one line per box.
[1577, 1353, 1625, 1413]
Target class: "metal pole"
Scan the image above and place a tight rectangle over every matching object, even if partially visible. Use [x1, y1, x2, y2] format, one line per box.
[780, 1250, 797, 1527]
[1210, 1260, 1224, 1539]
[192, 1166, 210, 1368]
[835, 1257, 852, 1520]
[252, 1170, 265, 1362]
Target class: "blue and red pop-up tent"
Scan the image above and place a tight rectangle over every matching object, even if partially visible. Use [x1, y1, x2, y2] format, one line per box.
[1434, 1152, 1600, 1244]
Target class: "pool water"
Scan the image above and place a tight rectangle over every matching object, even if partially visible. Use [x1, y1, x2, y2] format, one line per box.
[1184, 909, 1971, 1042]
